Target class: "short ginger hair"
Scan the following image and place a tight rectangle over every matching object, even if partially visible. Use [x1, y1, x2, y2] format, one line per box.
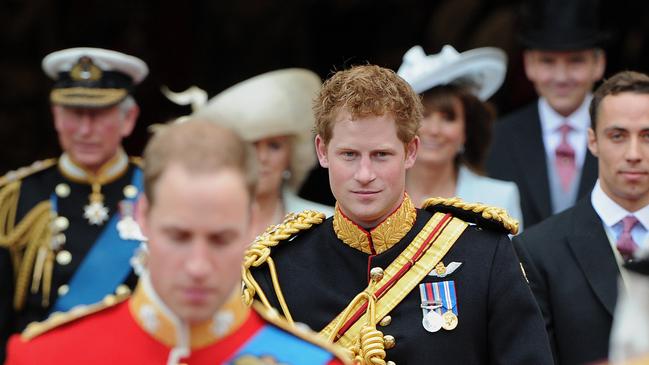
[313, 65, 423, 145]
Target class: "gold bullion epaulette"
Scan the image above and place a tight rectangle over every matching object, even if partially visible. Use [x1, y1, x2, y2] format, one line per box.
[422, 196, 519, 235]
[241, 210, 326, 306]
[251, 301, 350, 364]
[129, 156, 144, 168]
[21, 289, 131, 341]
[0, 159, 58, 187]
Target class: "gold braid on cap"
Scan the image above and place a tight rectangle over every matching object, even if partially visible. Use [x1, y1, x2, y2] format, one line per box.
[0, 159, 58, 310]
[242, 210, 325, 324]
[422, 196, 519, 235]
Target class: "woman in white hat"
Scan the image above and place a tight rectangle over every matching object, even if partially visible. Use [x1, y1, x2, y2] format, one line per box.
[398, 45, 524, 226]
[166, 69, 333, 236]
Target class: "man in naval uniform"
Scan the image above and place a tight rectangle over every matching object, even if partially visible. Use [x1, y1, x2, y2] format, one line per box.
[0, 47, 147, 360]
[243, 65, 553, 364]
[5, 120, 348, 364]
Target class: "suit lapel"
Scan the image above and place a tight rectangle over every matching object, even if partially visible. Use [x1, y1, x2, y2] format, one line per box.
[512, 104, 552, 219]
[578, 150, 598, 198]
[566, 199, 619, 315]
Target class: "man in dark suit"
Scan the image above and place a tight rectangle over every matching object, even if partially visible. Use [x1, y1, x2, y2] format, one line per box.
[486, 0, 607, 228]
[514, 71, 649, 365]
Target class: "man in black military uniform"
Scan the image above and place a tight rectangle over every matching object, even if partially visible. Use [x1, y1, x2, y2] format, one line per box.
[0, 47, 148, 360]
[243, 65, 553, 364]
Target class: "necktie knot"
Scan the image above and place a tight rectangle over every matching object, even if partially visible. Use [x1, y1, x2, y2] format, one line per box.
[617, 215, 640, 260]
[555, 122, 576, 191]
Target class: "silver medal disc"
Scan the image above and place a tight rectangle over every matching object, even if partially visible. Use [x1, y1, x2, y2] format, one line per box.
[422, 310, 443, 333]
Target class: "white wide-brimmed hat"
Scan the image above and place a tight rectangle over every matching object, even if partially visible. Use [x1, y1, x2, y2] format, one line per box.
[397, 45, 507, 101]
[42, 47, 148, 108]
[189, 68, 322, 192]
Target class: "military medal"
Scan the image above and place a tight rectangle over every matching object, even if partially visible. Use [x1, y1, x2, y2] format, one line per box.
[422, 308, 444, 333]
[117, 201, 145, 240]
[442, 310, 458, 330]
[83, 185, 109, 225]
[420, 280, 459, 332]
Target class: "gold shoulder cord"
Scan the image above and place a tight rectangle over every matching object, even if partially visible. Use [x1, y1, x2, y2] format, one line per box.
[0, 159, 58, 310]
[422, 196, 519, 235]
[241, 210, 325, 323]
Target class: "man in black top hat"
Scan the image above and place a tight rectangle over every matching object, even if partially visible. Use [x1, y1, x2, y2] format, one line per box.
[0, 47, 147, 360]
[486, 0, 607, 228]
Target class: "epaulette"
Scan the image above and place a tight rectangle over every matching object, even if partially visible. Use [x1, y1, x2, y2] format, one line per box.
[0, 159, 57, 187]
[21, 289, 131, 341]
[251, 301, 351, 364]
[129, 156, 144, 168]
[241, 210, 326, 307]
[422, 197, 519, 235]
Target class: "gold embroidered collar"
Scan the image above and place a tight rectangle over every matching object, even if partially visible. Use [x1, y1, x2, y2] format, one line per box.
[129, 273, 249, 350]
[58, 148, 129, 185]
[333, 193, 417, 255]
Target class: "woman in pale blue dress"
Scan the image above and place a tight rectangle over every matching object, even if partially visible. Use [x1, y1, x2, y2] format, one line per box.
[399, 45, 524, 228]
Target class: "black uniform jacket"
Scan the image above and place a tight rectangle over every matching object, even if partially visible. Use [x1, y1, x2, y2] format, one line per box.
[486, 102, 598, 228]
[513, 197, 618, 365]
[251, 207, 553, 364]
[0, 162, 140, 360]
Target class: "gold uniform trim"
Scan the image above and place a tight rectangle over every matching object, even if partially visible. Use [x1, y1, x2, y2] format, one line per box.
[321, 212, 467, 354]
[50, 87, 127, 108]
[333, 194, 417, 255]
[21, 291, 130, 341]
[423, 196, 520, 235]
[0, 169, 56, 310]
[0, 159, 57, 187]
[242, 210, 326, 321]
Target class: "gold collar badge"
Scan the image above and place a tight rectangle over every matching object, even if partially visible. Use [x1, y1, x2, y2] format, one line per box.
[333, 193, 417, 255]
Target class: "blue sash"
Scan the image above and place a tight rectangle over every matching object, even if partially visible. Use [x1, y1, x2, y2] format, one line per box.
[51, 168, 143, 313]
[225, 325, 335, 364]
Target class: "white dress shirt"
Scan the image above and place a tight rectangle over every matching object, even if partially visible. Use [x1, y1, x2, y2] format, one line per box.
[539, 95, 592, 172]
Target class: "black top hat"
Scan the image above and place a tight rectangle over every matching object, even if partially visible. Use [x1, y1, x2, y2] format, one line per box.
[518, 0, 609, 50]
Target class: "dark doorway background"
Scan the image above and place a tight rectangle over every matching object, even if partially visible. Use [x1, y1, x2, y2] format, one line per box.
[2, 0, 648, 203]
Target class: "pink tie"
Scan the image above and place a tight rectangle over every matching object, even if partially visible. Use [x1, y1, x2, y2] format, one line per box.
[555, 123, 576, 192]
[617, 215, 639, 261]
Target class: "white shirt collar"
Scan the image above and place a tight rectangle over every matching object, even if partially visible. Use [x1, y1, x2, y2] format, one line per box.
[539, 95, 592, 136]
[591, 180, 649, 229]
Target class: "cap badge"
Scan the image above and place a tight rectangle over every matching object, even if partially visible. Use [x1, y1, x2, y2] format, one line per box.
[70, 56, 102, 81]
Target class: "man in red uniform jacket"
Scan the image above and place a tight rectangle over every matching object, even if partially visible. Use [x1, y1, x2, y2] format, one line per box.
[5, 120, 347, 364]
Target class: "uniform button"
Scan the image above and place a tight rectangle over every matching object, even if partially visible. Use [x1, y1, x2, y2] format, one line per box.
[370, 267, 384, 282]
[58, 285, 69, 296]
[387, 361, 396, 365]
[115, 285, 131, 296]
[379, 315, 392, 327]
[55, 183, 70, 198]
[54, 216, 70, 231]
[123, 185, 139, 199]
[56, 250, 72, 265]
[383, 334, 396, 349]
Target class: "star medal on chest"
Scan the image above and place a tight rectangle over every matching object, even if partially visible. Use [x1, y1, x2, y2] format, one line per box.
[83, 184, 109, 225]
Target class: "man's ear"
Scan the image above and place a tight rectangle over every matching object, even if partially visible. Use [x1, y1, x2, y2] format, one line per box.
[523, 50, 537, 82]
[315, 134, 329, 168]
[404, 136, 419, 169]
[587, 127, 599, 158]
[120, 103, 139, 138]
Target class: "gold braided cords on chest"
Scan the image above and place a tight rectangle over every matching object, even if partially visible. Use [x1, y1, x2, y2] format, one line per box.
[333, 194, 417, 255]
[324, 268, 387, 364]
[241, 210, 325, 324]
[0, 181, 55, 310]
[422, 196, 519, 235]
